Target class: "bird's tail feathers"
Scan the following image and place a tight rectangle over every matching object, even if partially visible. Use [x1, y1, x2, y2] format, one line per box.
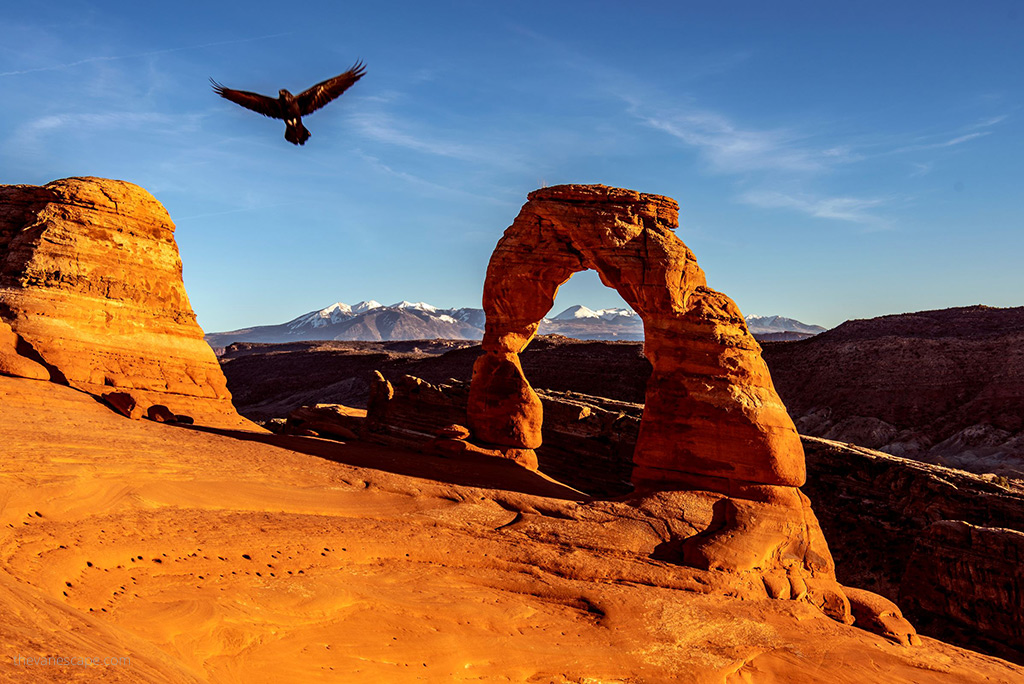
[285, 120, 311, 146]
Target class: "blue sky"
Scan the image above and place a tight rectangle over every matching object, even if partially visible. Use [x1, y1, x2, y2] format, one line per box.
[2, 1, 1021, 331]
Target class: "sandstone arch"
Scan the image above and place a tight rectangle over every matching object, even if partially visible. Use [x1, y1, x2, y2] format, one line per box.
[467, 184, 805, 494]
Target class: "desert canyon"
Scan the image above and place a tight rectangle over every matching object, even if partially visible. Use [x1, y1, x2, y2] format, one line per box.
[1, 177, 1022, 683]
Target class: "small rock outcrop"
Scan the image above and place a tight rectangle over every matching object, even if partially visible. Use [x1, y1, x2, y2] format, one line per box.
[0, 319, 49, 380]
[284, 403, 366, 440]
[0, 177, 244, 427]
[364, 372, 539, 469]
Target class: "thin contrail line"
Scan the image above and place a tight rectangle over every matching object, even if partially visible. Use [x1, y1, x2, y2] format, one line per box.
[0, 32, 292, 77]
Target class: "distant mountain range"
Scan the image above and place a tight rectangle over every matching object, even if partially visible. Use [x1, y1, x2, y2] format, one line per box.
[744, 315, 828, 338]
[205, 300, 826, 348]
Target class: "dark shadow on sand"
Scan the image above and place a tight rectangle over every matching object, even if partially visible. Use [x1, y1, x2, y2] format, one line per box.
[172, 423, 588, 502]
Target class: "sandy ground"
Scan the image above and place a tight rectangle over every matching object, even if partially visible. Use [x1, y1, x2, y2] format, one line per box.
[1, 374, 1022, 683]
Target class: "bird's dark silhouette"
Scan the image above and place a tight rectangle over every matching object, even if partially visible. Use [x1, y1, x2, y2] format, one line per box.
[210, 62, 366, 145]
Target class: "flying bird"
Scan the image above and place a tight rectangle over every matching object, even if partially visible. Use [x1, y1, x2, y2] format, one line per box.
[210, 61, 366, 145]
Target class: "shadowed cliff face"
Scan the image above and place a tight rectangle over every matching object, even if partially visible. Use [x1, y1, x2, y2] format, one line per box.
[798, 437, 1024, 663]
[761, 305, 1024, 479]
[0, 177, 246, 428]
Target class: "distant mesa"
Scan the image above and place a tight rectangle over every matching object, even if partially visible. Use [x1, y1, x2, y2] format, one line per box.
[763, 304, 1024, 480]
[0, 177, 247, 428]
[206, 298, 825, 348]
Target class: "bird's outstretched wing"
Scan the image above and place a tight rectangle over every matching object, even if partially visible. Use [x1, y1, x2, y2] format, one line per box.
[210, 79, 284, 119]
[295, 61, 366, 115]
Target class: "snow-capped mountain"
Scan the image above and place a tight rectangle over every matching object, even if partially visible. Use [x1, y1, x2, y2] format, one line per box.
[285, 300, 382, 329]
[390, 301, 438, 314]
[744, 315, 827, 336]
[551, 305, 638, 322]
[537, 305, 643, 340]
[207, 300, 486, 347]
[205, 300, 826, 348]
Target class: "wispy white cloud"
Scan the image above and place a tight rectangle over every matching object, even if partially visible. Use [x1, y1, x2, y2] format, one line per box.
[969, 114, 1008, 129]
[627, 98, 1006, 225]
[19, 111, 205, 139]
[628, 100, 856, 174]
[511, 25, 1008, 229]
[740, 190, 891, 226]
[515, 30, 855, 177]
[348, 111, 482, 161]
[0, 32, 291, 78]
[909, 162, 934, 178]
[345, 104, 531, 175]
[940, 131, 990, 147]
[354, 150, 513, 205]
[892, 130, 991, 153]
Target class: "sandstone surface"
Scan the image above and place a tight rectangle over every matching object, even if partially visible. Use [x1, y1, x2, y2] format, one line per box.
[2, 373, 1020, 683]
[0, 318, 49, 380]
[355, 366, 1024, 664]
[0, 177, 244, 428]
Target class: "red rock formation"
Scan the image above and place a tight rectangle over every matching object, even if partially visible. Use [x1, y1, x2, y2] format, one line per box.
[468, 185, 803, 489]
[217, 337, 1024, 660]
[0, 319, 49, 381]
[460, 184, 921, 639]
[0, 177, 245, 428]
[285, 402, 366, 440]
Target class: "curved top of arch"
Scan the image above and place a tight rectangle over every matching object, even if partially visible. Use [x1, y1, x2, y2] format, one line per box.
[480, 184, 710, 354]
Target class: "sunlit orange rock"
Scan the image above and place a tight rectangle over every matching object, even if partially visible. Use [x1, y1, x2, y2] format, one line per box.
[468, 184, 804, 489]
[0, 177, 245, 427]
[0, 319, 49, 380]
